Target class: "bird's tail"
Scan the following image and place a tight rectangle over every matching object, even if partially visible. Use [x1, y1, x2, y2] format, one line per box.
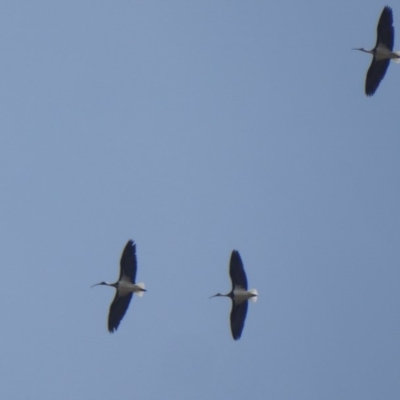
[393, 51, 400, 63]
[249, 289, 258, 303]
[135, 282, 146, 297]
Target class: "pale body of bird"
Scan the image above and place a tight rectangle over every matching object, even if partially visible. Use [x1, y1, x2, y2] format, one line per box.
[232, 287, 258, 304]
[117, 277, 145, 297]
[374, 42, 400, 61]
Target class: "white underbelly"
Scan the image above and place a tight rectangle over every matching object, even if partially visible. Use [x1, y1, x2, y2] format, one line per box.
[375, 44, 396, 61]
[118, 281, 143, 296]
[233, 287, 258, 303]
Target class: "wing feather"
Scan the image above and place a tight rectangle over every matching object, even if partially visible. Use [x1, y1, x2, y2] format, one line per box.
[230, 300, 248, 340]
[365, 58, 390, 96]
[229, 250, 248, 290]
[108, 292, 133, 333]
[119, 240, 137, 282]
[376, 6, 394, 50]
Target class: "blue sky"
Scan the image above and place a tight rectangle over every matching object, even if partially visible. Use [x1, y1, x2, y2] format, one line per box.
[0, 1, 399, 399]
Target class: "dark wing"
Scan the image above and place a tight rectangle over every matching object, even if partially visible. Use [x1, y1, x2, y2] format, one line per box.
[365, 58, 390, 96]
[108, 292, 133, 333]
[119, 240, 137, 282]
[230, 300, 248, 340]
[376, 6, 394, 50]
[229, 250, 248, 290]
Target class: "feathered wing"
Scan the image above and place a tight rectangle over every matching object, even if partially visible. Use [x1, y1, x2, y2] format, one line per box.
[119, 240, 137, 282]
[365, 58, 390, 96]
[108, 292, 133, 333]
[376, 6, 394, 51]
[230, 300, 248, 340]
[229, 250, 248, 290]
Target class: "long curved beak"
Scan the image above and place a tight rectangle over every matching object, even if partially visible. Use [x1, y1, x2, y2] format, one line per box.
[91, 282, 103, 288]
[209, 294, 219, 299]
[352, 48, 369, 53]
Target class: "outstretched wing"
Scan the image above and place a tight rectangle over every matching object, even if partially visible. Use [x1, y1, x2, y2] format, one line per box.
[376, 6, 394, 51]
[108, 292, 133, 333]
[230, 300, 248, 341]
[229, 250, 248, 290]
[119, 240, 137, 283]
[365, 58, 390, 96]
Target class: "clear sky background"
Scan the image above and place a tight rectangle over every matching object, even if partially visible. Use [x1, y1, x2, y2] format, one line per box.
[0, 1, 399, 399]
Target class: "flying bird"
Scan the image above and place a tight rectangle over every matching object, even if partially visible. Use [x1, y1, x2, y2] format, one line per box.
[210, 250, 258, 340]
[354, 6, 400, 96]
[92, 240, 146, 333]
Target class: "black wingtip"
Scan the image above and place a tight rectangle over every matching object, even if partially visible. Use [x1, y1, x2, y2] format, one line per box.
[126, 239, 135, 248]
[383, 6, 392, 14]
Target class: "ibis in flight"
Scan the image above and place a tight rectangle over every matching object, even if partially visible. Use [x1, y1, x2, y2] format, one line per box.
[210, 250, 258, 340]
[354, 6, 400, 96]
[92, 240, 146, 333]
